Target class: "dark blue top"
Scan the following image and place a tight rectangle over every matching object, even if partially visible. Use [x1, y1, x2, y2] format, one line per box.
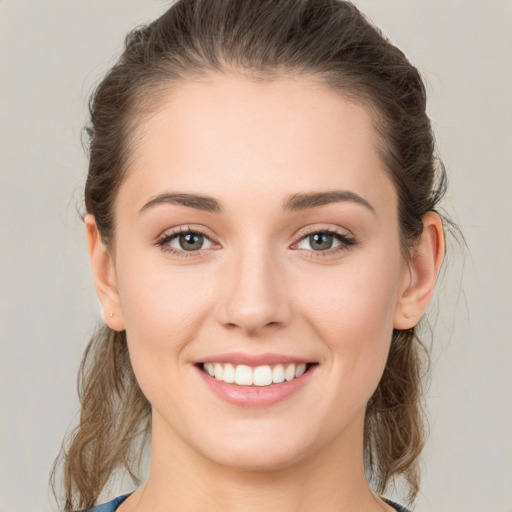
[86, 492, 411, 511]
[85, 493, 132, 511]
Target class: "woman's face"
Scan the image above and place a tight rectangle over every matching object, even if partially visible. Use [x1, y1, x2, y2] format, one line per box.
[101, 74, 413, 470]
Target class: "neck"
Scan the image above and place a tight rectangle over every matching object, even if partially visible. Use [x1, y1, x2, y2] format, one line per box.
[123, 409, 391, 512]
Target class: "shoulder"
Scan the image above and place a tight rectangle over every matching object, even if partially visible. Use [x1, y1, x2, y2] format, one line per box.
[84, 492, 133, 512]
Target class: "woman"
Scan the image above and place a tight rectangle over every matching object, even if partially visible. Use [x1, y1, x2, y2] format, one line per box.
[52, 1, 446, 510]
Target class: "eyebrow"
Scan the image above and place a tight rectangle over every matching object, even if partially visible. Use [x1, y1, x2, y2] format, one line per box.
[139, 190, 375, 215]
[140, 192, 222, 214]
[283, 190, 375, 214]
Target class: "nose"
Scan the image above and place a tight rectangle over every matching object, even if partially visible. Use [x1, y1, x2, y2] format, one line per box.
[215, 244, 292, 335]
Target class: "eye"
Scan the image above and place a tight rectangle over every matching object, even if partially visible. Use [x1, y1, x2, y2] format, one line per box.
[156, 227, 215, 255]
[294, 229, 356, 254]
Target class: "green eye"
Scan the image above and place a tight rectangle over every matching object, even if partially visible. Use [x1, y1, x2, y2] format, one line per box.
[308, 233, 335, 251]
[296, 230, 356, 253]
[178, 232, 205, 251]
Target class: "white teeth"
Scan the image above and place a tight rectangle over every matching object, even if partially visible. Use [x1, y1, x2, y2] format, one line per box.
[272, 364, 285, 384]
[284, 364, 296, 381]
[234, 365, 253, 385]
[223, 363, 235, 383]
[253, 365, 273, 386]
[202, 362, 310, 386]
[205, 363, 215, 377]
[214, 363, 223, 380]
[295, 363, 306, 378]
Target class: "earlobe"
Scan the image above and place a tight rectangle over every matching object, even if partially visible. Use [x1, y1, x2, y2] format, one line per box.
[85, 214, 125, 331]
[393, 211, 445, 330]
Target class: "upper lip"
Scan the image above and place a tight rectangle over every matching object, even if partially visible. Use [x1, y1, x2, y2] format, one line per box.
[197, 352, 314, 366]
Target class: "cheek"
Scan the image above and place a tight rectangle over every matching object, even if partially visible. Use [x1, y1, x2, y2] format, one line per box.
[296, 257, 403, 398]
[115, 258, 213, 382]
[300, 257, 401, 336]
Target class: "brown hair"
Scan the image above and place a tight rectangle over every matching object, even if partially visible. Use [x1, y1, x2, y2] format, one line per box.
[52, 0, 448, 509]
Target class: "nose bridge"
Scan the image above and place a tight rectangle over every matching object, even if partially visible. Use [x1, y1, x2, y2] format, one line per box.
[218, 237, 290, 334]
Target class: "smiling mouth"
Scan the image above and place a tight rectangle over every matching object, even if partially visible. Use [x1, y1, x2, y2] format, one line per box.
[199, 362, 315, 387]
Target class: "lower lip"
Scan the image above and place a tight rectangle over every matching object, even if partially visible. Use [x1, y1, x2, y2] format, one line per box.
[195, 365, 316, 407]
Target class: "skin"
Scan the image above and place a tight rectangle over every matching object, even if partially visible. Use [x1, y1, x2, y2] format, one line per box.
[86, 73, 444, 512]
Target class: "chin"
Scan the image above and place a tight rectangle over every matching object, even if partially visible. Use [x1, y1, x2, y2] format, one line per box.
[203, 441, 312, 473]
[185, 418, 331, 474]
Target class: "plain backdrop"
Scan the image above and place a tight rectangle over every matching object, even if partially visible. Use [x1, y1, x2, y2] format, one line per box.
[1, 1, 511, 511]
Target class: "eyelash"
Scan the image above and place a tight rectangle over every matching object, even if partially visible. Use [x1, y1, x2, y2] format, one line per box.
[155, 226, 217, 259]
[155, 225, 357, 259]
[293, 226, 357, 257]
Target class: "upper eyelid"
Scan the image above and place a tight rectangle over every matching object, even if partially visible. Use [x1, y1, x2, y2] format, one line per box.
[157, 225, 217, 241]
[295, 225, 352, 238]
[157, 224, 352, 241]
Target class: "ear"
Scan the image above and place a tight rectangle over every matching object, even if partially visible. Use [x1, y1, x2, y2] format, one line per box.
[85, 214, 125, 331]
[394, 211, 445, 330]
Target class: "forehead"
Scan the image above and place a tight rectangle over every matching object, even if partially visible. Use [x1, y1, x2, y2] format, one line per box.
[120, 73, 396, 218]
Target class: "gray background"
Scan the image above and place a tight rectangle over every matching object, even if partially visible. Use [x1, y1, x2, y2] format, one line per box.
[1, 1, 511, 511]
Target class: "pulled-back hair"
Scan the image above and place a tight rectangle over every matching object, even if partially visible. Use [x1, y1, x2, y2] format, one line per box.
[52, 1, 447, 509]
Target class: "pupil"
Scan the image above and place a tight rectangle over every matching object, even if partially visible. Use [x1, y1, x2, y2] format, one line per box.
[310, 233, 333, 251]
[180, 232, 203, 251]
